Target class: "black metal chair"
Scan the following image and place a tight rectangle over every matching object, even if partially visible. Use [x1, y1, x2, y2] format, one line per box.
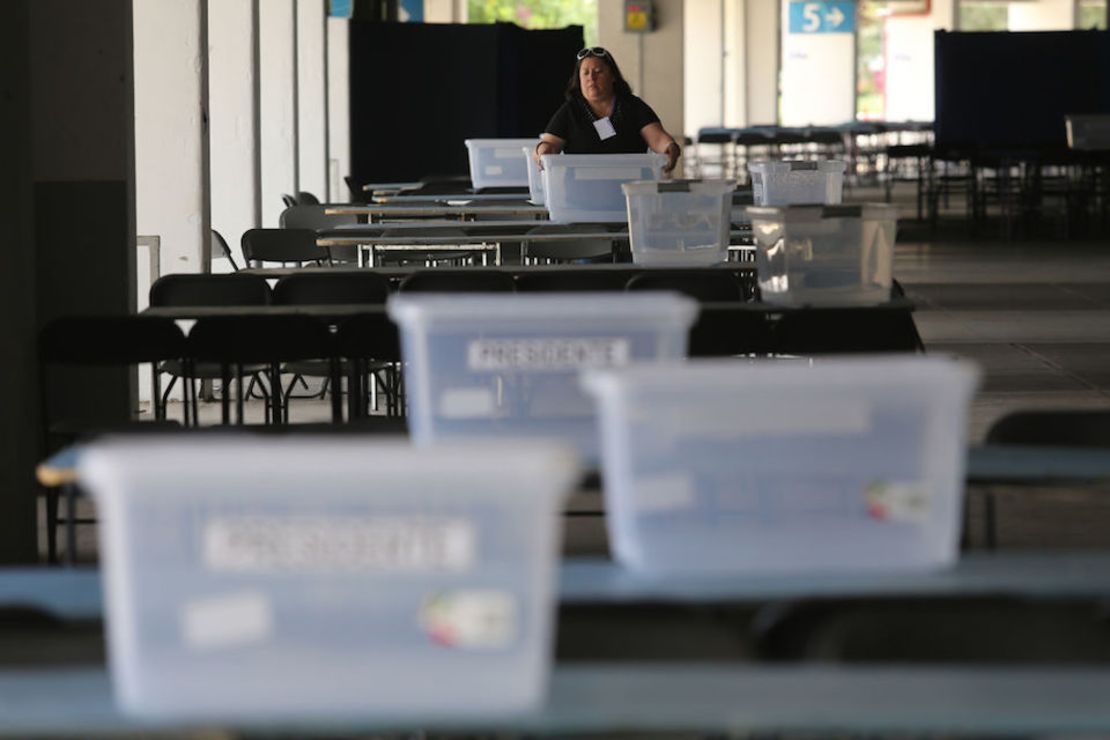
[522, 224, 615, 264]
[241, 228, 327, 268]
[211, 229, 241, 271]
[38, 315, 188, 562]
[149, 273, 273, 425]
[335, 314, 405, 419]
[398, 269, 516, 293]
[188, 314, 339, 425]
[272, 272, 396, 417]
[278, 205, 360, 264]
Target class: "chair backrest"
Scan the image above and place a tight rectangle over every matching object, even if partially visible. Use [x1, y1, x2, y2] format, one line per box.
[150, 273, 271, 307]
[296, 191, 320, 205]
[281, 193, 297, 208]
[515, 270, 632, 292]
[625, 270, 743, 302]
[335, 314, 402, 363]
[986, 410, 1110, 449]
[40, 316, 187, 366]
[773, 308, 924, 355]
[210, 229, 240, 271]
[241, 228, 324, 265]
[272, 272, 391, 306]
[189, 315, 334, 364]
[279, 204, 357, 230]
[398, 270, 516, 293]
[524, 224, 614, 263]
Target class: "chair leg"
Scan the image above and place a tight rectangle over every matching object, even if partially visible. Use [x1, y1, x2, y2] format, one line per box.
[45, 489, 59, 565]
[64, 483, 78, 567]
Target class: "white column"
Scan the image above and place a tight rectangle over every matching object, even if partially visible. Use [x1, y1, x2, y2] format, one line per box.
[780, 0, 856, 126]
[883, 0, 955, 122]
[746, 0, 781, 125]
[1009, 0, 1074, 30]
[133, 0, 205, 272]
[260, 0, 296, 226]
[297, 0, 327, 201]
[684, 0, 725, 136]
[208, 0, 256, 269]
[327, 15, 350, 199]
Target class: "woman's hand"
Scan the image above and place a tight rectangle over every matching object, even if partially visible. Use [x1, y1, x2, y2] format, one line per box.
[663, 141, 681, 175]
[534, 136, 564, 171]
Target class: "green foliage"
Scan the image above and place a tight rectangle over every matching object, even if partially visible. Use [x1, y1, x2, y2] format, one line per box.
[959, 2, 1008, 31]
[468, 0, 598, 45]
[1078, 0, 1108, 30]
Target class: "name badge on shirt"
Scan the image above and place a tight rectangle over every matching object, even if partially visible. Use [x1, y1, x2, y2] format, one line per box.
[593, 117, 617, 141]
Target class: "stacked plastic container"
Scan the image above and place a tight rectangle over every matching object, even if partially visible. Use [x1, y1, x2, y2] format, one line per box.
[80, 436, 579, 718]
[582, 357, 979, 574]
[387, 293, 698, 463]
[622, 179, 736, 266]
[464, 138, 539, 191]
[747, 203, 899, 306]
[541, 153, 667, 223]
[747, 160, 846, 206]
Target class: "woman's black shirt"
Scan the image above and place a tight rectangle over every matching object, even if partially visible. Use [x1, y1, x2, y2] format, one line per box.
[543, 94, 660, 154]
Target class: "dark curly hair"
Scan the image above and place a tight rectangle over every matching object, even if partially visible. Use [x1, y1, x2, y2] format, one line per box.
[564, 49, 633, 101]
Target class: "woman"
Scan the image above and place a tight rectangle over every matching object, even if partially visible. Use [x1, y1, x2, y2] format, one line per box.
[534, 47, 681, 174]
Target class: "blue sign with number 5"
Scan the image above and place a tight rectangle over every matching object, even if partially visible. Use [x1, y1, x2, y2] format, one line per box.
[789, 1, 856, 33]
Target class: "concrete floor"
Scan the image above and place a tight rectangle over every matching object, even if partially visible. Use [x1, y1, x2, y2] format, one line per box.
[48, 182, 1110, 561]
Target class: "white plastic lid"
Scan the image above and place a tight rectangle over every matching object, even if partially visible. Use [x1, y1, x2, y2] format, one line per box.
[582, 356, 980, 399]
[622, 179, 736, 196]
[388, 291, 698, 329]
[540, 153, 668, 168]
[745, 202, 900, 223]
[465, 138, 540, 149]
[747, 160, 847, 174]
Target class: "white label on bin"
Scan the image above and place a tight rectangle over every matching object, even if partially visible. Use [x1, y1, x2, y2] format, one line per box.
[484, 165, 504, 176]
[467, 337, 630, 371]
[420, 590, 517, 650]
[575, 167, 644, 180]
[182, 592, 273, 651]
[203, 517, 476, 572]
[864, 481, 930, 524]
[439, 387, 496, 418]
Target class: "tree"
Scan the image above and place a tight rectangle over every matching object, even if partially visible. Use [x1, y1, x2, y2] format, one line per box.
[469, 0, 598, 45]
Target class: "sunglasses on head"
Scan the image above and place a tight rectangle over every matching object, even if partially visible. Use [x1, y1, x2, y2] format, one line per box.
[576, 47, 610, 60]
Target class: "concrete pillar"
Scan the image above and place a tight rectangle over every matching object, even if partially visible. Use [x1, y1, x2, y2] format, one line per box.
[298, 0, 328, 200]
[745, 0, 781, 125]
[684, 0, 726, 135]
[261, 0, 297, 226]
[0, 0, 39, 563]
[1009, 0, 1075, 30]
[327, 15, 351, 199]
[0, 0, 135, 561]
[598, 0, 685, 147]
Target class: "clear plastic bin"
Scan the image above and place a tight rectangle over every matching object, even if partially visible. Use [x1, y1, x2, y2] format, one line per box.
[523, 146, 545, 205]
[582, 356, 979, 574]
[623, 179, 736, 266]
[464, 138, 538, 191]
[387, 293, 697, 463]
[79, 436, 579, 719]
[1065, 115, 1110, 151]
[747, 160, 845, 206]
[747, 203, 899, 306]
[541, 153, 667, 223]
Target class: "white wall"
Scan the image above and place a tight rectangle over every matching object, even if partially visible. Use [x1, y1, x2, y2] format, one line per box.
[327, 16, 350, 199]
[746, 0, 780, 125]
[133, 0, 205, 274]
[208, 0, 256, 269]
[1009, 0, 1074, 30]
[780, 0, 855, 126]
[260, 0, 296, 226]
[297, 0, 327, 201]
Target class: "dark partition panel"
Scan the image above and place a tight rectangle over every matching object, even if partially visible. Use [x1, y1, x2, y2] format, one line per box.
[349, 21, 583, 184]
[934, 30, 1110, 153]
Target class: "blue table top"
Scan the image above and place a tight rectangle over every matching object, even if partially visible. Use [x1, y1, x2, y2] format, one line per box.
[3, 664, 1110, 736]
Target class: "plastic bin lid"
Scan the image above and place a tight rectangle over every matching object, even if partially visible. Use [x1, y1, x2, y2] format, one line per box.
[387, 292, 698, 327]
[79, 435, 582, 501]
[745, 202, 900, 223]
[582, 356, 980, 398]
[540, 153, 668, 168]
[465, 138, 540, 148]
[622, 179, 736, 196]
[747, 160, 846, 173]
